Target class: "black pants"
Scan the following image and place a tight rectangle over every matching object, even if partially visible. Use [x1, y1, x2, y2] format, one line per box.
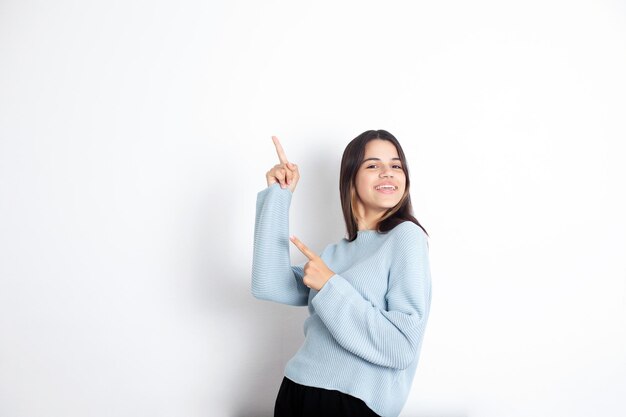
[274, 377, 380, 417]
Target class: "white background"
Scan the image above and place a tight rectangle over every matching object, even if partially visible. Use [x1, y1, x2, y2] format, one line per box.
[1, 1, 625, 416]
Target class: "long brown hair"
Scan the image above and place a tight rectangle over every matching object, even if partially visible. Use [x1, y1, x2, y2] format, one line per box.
[339, 129, 427, 242]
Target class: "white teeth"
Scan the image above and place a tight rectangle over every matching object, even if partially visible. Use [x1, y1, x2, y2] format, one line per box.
[376, 185, 396, 190]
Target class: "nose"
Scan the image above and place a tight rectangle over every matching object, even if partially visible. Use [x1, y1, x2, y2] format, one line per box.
[379, 165, 394, 178]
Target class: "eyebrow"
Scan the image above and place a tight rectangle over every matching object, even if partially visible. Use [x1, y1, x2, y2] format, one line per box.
[361, 157, 402, 164]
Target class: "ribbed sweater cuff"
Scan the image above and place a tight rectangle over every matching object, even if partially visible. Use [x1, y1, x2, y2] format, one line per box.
[312, 274, 356, 311]
[257, 182, 293, 201]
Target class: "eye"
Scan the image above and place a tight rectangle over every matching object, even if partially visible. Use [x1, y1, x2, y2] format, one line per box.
[366, 164, 378, 169]
[393, 165, 403, 169]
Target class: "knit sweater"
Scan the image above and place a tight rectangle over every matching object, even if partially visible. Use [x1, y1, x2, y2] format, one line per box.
[251, 183, 432, 417]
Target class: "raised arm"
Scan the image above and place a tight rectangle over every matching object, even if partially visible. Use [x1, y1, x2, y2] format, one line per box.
[251, 137, 308, 305]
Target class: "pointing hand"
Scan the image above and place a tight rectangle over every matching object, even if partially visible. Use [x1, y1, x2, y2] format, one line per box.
[266, 136, 300, 193]
[290, 235, 335, 291]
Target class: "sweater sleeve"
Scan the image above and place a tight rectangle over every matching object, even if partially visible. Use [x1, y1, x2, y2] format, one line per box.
[311, 223, 431, 369]
[251, 183, 309, 306]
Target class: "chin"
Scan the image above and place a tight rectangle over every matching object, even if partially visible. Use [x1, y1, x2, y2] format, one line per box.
[378, 202, 401, 210]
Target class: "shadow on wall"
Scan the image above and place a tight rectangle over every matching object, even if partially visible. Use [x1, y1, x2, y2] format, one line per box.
[188, 167, 316, 415]
[192, 179, 294, 416]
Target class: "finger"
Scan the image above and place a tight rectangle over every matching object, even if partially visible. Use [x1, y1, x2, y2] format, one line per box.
[289, 162, 300, 181]
[289, 235, 316, 260]
[274, 167, 286, 187]
[285, 163, 298, 185]
[289, 163, 299, 182]
[272, 136, 289, 165]
[266, 170, 277, 185]
[302, 276, 312, 289]
[284, 165, 293, 185]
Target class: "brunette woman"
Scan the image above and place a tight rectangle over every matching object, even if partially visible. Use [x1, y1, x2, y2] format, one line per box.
[252, 130, 431, 417]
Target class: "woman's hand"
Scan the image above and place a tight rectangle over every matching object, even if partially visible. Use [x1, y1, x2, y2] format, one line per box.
[290, 235, 335, 291]
[266, 136, 300, 193]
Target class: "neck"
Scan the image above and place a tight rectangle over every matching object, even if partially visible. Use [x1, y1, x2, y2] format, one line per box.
[355, 209, 385, 231]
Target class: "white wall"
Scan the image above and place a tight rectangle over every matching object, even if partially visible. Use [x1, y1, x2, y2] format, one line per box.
[1, 1, 625, 416]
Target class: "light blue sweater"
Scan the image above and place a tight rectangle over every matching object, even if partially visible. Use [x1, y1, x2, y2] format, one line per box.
[252, 183, 432, 417]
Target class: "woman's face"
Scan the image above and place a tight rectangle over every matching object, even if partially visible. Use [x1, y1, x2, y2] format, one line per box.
[353, 139, 406, 219]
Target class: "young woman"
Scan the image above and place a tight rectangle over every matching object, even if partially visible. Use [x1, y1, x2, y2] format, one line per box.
[252, 130, 432, 417]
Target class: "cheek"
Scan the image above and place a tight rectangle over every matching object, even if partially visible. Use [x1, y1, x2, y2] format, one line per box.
[354, 173, 369, 194]
[398, 173, 407, 189]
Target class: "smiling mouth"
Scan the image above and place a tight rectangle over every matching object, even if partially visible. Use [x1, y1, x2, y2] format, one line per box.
[375, 185, 397, 191]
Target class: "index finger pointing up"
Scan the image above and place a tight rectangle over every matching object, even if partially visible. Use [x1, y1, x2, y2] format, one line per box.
[290, 235, 316, 260]
[272, 136, 289, 164]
